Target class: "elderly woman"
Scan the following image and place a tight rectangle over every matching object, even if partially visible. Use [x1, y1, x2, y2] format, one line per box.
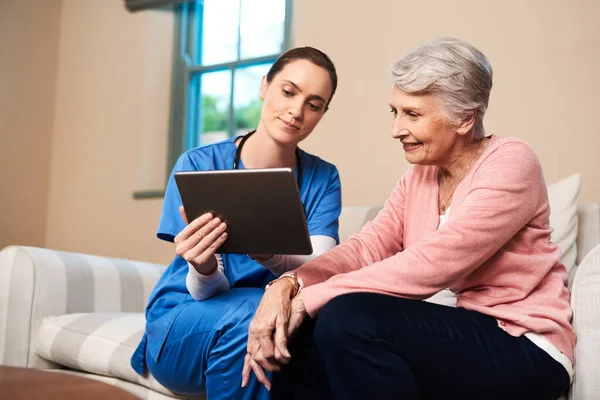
[242, 38, 574, 400]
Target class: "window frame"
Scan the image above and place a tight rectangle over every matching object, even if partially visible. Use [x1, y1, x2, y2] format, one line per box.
[169, 0, 293, 177]
[133, 0, 292, 199]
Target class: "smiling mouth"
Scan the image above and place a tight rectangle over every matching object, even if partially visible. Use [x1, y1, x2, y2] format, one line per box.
[402, 142, 422, 147]
[279, 118, 300, 130]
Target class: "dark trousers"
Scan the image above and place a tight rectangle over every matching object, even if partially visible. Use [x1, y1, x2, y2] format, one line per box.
[272, 293, 570, 400]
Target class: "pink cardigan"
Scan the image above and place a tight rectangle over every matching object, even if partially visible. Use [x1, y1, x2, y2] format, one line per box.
[297, 135, 576, 362]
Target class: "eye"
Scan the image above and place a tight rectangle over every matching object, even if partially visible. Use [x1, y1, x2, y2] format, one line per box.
[282, 89, 293, 97]
[308, 103, 321, 112]
[390, 108, 398, 116]
[405, 110, 419, 118]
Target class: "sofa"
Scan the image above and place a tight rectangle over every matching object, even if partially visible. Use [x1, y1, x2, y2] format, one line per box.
[1, 175, 599, 399]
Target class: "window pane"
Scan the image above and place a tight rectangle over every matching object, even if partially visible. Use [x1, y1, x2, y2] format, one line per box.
[240, 0, 285, 59]
[196, 70, 232, 146]
[202, 0, 240, 66]
[234, 64, 271, 133]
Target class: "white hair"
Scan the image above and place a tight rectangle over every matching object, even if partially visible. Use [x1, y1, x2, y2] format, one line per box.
[390, 38, 493, 139]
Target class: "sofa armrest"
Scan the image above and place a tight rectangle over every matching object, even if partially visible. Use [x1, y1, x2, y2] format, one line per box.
[569, 244, 600, 400]
[0, 246, 165, 369]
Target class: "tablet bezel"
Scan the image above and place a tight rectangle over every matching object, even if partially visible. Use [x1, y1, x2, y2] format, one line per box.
[174, 168, 313, 255]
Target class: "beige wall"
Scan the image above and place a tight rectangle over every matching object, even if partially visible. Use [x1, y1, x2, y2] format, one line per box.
[0, 0, 61, 249]
[294, 0, 600, 205]
[2, 0, 599, 263]
[44, 0, 174, 263]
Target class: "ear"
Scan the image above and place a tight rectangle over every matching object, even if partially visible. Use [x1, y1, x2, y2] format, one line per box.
[457, 110, 477, 135]
[259, 75, 268, 100]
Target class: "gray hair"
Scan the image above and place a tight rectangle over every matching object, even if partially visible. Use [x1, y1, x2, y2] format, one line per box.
[390, 38, 493, 139]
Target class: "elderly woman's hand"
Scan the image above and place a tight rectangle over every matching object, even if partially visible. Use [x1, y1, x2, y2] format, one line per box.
[287, 292, 308, 338]
[241, 278, 308, 389]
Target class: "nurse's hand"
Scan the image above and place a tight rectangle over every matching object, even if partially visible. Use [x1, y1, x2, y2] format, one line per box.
[175, 205, 228, 275]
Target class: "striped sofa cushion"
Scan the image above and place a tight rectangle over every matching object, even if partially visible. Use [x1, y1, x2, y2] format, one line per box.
[35, 313, 204, 399]
[0, 246, 165, 369]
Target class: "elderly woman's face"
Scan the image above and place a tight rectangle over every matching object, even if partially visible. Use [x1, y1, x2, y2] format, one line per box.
[389, 85, 457, 166]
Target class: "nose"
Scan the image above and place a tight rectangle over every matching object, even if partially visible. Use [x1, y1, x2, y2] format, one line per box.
[391, 114, 409, 140]
[288, 99, 304, 121]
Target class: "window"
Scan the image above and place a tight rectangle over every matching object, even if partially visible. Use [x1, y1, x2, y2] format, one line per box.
[168, 0, 292, 172]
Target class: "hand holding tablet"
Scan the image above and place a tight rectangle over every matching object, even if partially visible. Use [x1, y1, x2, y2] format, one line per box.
[174, 205, 228, 275]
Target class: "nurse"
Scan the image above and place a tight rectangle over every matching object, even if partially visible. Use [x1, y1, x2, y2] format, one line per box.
[130, 46, 341, 400]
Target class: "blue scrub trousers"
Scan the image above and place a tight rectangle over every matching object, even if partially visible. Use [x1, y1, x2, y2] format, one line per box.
[146, 288, 270, 400]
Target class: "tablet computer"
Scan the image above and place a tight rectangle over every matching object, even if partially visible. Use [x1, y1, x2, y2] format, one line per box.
[174, 168, 312, 255]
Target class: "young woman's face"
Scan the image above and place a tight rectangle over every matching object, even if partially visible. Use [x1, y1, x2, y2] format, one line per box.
[258, 59, 332, 147]
[389, 85, 459, 166]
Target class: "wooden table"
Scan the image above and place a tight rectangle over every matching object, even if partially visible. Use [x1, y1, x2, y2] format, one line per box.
[0, 366, 139, 400]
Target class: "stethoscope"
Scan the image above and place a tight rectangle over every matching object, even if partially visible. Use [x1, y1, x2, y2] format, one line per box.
[233, 130, 303, 190]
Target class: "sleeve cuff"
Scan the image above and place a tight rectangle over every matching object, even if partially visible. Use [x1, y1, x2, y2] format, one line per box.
[257, 255, 282, 270]
[188, 261, 221, 282]
[299, 283, 332, 318]
[186, 262, 229, 300]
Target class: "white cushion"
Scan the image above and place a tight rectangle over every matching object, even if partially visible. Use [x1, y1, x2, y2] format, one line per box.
[35, 313, 197, 398]
[339, 206, 382, 243]
[576, 203, 600, 265]
[547, 173, 581, 279]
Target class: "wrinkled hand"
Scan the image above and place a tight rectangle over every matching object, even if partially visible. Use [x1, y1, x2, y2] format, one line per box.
[287, 292, 308, 339]
[174, 206, 228, 275]
[242, 278, 295, 389]
[241, 283, 308, 390]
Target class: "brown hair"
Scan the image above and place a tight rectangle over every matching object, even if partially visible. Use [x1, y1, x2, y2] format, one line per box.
[266, 46, 338, 109]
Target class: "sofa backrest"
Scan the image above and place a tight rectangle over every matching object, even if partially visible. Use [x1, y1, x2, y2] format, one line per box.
[338, 206, 382, 243]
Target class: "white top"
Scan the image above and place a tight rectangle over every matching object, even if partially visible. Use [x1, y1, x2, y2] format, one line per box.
[436, 207, 573, 381]
[437, 206, 452, 229]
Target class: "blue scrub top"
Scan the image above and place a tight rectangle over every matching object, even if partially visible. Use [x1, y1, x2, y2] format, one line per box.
[131, 136, 342, 373]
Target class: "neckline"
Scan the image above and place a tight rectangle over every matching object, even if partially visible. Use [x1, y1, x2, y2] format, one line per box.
[440, 134, 497, 181]
[440, 205, 451, 216]
[435, 134, 498, 212]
